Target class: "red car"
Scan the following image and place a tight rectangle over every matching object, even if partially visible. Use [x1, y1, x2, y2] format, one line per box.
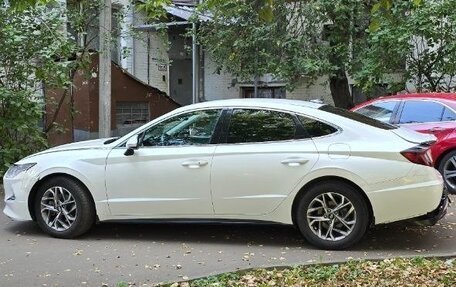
[352, 93, 456, 194]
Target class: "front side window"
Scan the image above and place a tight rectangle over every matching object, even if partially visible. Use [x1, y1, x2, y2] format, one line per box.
[141, 109, 222, 146]
[399, 101, 444, 124]
[227, 109, 296, 143]
[355, 101, 398, 123]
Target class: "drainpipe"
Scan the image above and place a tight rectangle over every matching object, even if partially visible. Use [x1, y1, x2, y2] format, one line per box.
[192, 22, 198, 104]
[147, 32, 150, 85]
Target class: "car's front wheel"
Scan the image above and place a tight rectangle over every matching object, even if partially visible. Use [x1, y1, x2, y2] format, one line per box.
[438, 150, 456, 195]
[295, 181, 369, 250]
[34, 176, 95, 238]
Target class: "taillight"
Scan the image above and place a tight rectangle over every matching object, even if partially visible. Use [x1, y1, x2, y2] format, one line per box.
[401, 142, 434, 166]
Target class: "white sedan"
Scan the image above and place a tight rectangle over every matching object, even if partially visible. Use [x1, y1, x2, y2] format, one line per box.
[3, 99, 448, 249]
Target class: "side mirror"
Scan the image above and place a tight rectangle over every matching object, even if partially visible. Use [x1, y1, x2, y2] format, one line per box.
[124, 135, 139, 156]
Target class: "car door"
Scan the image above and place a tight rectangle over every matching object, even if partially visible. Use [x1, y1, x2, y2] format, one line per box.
[105, 109, 223, 217]
[397, 100, 456, 139]
[210, 108, 320, 215]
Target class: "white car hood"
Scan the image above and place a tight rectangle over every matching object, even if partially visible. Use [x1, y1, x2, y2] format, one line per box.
[25, 138, 116, 159]
[391, 127, 436, 144]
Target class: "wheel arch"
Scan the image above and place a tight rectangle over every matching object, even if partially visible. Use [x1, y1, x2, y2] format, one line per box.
[28, 173, 96, 221]
[434, 147, 456, 169]
[291, 176, 374, 227]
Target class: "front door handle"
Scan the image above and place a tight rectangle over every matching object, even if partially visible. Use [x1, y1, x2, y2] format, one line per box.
[281, 158, 309, 167]
[181, 160, 208, 169]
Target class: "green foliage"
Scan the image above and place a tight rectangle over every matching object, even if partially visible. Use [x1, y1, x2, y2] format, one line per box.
[0, 4, 74, 177]
[190, 272, 241, 287]
[165, 257, 456, 287]
[195, 0, 333, 91]
[7, 0, 55, 11]
[193, 0, 373, 108]
[0, 89, 47, 175]
[137, 0, 172, 21]
[356, 0, 456, 93]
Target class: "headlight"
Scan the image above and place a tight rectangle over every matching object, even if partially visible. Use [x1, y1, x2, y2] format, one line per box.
[4, 163, 37, 179]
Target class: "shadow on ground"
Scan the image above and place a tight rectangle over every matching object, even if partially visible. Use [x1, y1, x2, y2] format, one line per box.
[5, 215, 454, 252]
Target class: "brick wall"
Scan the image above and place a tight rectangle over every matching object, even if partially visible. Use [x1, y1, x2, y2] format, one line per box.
[45, 54, 179, 146]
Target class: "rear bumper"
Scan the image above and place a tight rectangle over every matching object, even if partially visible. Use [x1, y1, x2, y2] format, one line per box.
[414, 189, 449, 225]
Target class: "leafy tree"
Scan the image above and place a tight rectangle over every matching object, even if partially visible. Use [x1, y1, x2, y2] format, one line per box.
[7, 0, 54, 11]
[0, 4, 73, 176]
[196, 1, 328, 89]
[141, 0, 375, 108]
[355, 0, 456, 93]
[0, 0, 129, 177]
[194, 0, 378, 108]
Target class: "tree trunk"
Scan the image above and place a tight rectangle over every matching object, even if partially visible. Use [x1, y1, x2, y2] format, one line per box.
[329, 69, 353, 109]
[254, 75, 259, 98]
[44, 70, 77, 134]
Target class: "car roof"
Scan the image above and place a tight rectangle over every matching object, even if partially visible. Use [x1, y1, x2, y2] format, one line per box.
[353, 92, 456, 110]
[179, 98, 324, 110]
[382, 92, 456, 101]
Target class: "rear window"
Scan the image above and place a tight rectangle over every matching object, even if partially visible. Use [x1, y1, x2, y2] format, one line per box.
[319, 105, 397, 130]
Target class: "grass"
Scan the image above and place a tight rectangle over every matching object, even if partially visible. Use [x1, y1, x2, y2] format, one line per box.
[158, 257, 456, 287]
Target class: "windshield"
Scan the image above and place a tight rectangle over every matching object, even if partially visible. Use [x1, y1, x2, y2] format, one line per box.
[319, 105, 397, 130]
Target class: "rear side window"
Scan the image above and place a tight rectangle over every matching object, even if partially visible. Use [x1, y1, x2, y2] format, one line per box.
[319, 105, 397, 130]
[442, 107, 456, 121]
[298, 116, 338, 137]
[227, 109, 297, 143]
[355, 101, 397, 123]
[399, 101, 444, 124]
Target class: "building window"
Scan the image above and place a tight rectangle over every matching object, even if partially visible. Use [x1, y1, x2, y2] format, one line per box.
[116, 102, 150, 129]
[241, 87, 286, 99]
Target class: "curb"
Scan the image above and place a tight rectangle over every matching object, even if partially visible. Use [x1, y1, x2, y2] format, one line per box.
[161, 253, 456, 285]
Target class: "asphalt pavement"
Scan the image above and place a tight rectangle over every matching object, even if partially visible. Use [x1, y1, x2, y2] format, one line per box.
[1, 186, 455, 287]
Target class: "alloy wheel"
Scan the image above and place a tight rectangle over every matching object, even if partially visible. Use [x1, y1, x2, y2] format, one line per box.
[40, 186, 77, 231]
[306, 192, 356, 241]
[443, 156, 456, 190]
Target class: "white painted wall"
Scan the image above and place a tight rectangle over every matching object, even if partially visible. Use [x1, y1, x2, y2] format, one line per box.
[129, 11, 169, 94]
[203, 54, 333, 104]
[203, 56, 240, 101]
[122, 3, 333, 105]
[287, 76, 333, 104]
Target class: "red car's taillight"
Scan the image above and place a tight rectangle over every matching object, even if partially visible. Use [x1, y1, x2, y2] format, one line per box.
[401, 142, 434, 166]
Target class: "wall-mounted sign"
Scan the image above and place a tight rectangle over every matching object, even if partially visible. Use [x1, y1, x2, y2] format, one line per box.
[157, 64, 167, 72]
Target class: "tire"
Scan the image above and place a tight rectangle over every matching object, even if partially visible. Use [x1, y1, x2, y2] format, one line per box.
[295, 181, 369, 250]
[438, 150, 456, 195]
[34, 176, 95, 238]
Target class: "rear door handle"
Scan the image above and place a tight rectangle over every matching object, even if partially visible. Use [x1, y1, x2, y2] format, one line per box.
[281, 158, 309, 167]
[181, 160, 208, 169]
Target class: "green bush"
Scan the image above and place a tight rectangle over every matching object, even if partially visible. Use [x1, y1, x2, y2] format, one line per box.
[0, 4, 74, 179]
[0, 88, 47, 178]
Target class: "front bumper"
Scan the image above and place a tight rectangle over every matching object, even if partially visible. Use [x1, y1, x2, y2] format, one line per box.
[3, 170, 38, 221]
[3, 198, 31, 221]
[414, 189, 449, 225]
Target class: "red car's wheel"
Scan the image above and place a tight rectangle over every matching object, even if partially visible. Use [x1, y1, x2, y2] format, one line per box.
[438, 150, 456, 194]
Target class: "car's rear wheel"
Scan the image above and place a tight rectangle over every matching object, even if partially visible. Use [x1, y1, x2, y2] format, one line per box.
[34, 177, 95, 238]
[438, 151, 456, 195]
[295, 181, 369, 250]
